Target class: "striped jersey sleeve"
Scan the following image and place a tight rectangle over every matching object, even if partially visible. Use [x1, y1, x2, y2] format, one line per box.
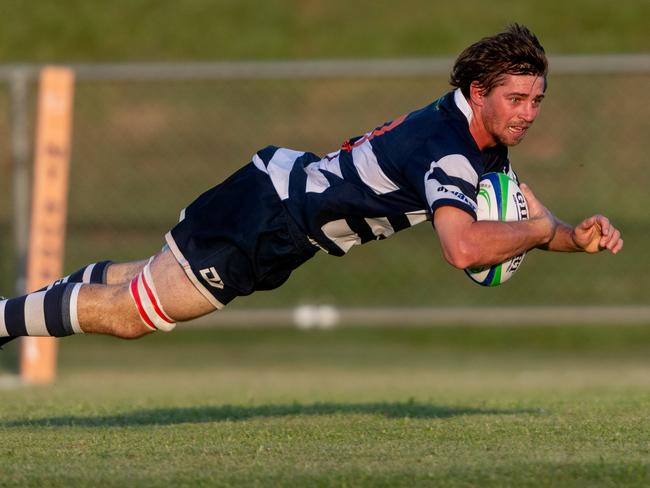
[423, 154, 479, 219]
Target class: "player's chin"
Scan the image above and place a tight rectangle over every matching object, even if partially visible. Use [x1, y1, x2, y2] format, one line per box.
[500, 132, 527, 147]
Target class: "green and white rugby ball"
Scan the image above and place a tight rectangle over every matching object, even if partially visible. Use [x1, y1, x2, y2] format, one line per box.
[465, 172, 529, 286]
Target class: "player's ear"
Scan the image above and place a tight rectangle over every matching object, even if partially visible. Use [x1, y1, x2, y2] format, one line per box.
[469, 81, 485, 107]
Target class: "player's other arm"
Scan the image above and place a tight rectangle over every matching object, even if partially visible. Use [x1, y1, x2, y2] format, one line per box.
[514, 182, 623, 254]
[537, 214, 623, 254]
[433, 184, 556, 269]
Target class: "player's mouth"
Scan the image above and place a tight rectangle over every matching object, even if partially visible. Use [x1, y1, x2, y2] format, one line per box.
[507, 125, 529, 137]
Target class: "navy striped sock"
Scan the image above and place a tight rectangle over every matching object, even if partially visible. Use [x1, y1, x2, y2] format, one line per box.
[0, 283, 83, 337]
[39, 260, 112, 291]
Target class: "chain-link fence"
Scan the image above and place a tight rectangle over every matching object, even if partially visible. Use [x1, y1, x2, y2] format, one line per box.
[0, 57, 648, 313]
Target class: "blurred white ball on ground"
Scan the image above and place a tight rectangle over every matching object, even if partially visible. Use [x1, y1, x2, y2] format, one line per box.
[293, 305, 340, 329]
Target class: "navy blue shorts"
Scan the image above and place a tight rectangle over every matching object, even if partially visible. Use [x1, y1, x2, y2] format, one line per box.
[165, 163, 319, 309]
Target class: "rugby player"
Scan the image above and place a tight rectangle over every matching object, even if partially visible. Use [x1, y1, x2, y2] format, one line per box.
[0, 24, 623, 345]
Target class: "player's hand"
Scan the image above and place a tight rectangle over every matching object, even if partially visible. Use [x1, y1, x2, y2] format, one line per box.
[520, 183, 557, 244]
[572, 215, 624, 254]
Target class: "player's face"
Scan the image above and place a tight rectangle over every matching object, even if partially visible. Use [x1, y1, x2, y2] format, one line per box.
[480, 75, 546, 146]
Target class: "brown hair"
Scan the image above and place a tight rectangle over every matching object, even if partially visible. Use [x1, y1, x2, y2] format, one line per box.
[449, 24, 548, 97]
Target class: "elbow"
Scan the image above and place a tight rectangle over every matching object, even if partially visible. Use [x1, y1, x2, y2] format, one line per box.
[441, 240, 479, 270]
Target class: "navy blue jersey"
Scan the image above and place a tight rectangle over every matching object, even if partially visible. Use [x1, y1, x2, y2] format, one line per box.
[253, 89, 516, 256]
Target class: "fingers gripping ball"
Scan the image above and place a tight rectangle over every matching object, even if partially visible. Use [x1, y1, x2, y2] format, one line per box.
[465, 173, 529, 286]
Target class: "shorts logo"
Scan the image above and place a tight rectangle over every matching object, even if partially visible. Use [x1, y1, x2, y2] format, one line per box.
[200, 267, 225, 289]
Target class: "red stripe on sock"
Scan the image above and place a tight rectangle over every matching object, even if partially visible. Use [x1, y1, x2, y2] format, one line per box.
[140, 273, 174, 324]
[130, 276, 156, 330]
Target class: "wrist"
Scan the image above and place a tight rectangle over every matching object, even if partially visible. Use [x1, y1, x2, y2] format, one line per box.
[553, 222, 583, 252]
[569, 228, 582, 251]
[533, 214, 556, 246]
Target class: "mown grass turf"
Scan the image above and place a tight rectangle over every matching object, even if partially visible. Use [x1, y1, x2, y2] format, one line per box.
[0, 0, 647, 61]
[1, 325, 650, 486]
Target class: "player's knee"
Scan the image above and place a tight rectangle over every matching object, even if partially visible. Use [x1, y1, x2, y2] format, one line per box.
[117, 318, 156, 340]
[126, 259, 178, 334]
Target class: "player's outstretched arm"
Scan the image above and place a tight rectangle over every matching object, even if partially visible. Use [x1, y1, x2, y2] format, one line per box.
[522, 184, 624, 254]
[537, 214, 624, 254]
[434, 192, 556, 270]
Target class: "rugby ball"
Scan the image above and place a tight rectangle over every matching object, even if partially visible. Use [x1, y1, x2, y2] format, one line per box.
[464, 172, 529, 286]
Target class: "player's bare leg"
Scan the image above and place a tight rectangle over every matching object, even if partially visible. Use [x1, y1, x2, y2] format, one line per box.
[104, 260, 148, 285]
[78, 248, 215, 338]
[0, 249, 215, 342]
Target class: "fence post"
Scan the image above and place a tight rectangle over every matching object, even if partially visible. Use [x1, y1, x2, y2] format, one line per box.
[10, 68, 30, 297]
[21, 66, 75, 384]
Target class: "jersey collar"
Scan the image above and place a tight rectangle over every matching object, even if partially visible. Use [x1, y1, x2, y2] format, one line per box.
[453, 88, 473, 125]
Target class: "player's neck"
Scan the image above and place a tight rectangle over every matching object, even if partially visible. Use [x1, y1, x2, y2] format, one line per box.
[468, 109, 497, 151]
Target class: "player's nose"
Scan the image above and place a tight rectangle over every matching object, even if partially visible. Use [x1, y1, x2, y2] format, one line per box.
[519, 103, 538, 124]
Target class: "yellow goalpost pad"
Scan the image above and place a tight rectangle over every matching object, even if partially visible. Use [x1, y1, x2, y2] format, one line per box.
[21, 67, 75, 385]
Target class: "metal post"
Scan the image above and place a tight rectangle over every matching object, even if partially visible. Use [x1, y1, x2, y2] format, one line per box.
[10, 68, 30, 296]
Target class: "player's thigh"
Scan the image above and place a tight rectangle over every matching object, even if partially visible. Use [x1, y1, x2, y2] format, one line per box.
[149, 248, 216, 321]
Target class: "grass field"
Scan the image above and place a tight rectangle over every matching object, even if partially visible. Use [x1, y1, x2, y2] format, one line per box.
[2, 324, 650, 487]
[0, 0, 647, 61]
